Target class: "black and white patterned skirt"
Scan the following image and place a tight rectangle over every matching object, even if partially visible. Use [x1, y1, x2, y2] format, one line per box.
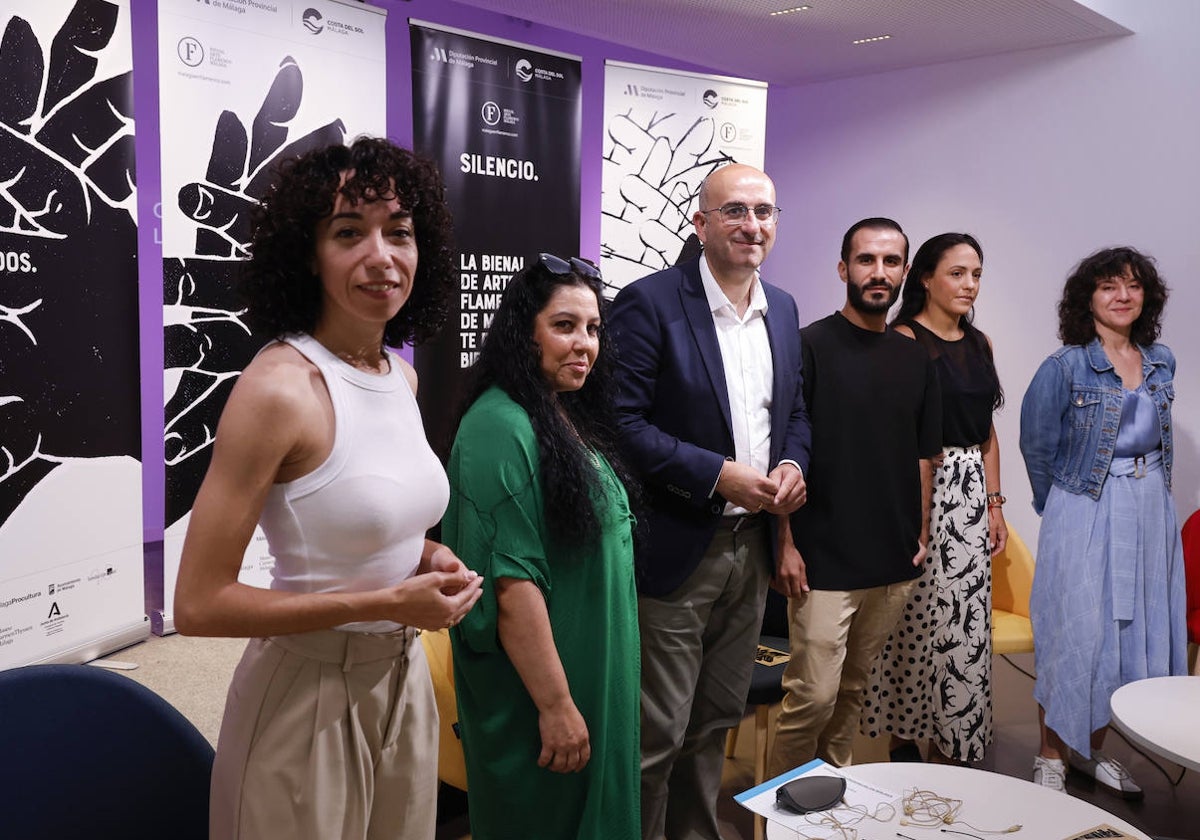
[860, 445, 993, 761]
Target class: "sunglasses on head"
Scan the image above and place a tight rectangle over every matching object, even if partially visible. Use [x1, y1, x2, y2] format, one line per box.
[539, 252, 602, 281]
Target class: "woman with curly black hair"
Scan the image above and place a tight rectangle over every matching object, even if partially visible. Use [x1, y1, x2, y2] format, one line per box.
[1020, 246, 1186, 798]
[444, 255, 639, 840]
[175, 136, 481, 839]
[862, 232, 1005, 765]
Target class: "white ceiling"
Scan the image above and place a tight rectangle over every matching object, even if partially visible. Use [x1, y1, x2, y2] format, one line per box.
[448, 0, 1131, 87]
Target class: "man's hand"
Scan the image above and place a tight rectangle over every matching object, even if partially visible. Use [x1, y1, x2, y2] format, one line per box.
[715, 460, 777, 512]
[771, 538, 810, 603]
[764, 463, 806, 514]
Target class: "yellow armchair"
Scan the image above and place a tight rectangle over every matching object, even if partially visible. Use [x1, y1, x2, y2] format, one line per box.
[992, 526, 1035, 655]
[420, 628, 468, 790]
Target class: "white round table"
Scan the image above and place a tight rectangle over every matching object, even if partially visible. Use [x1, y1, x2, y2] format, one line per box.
[765, 762, 1150, 839]
[1110, 674, 1200, 771]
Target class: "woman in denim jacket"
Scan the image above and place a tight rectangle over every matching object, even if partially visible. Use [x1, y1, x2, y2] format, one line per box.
[1019, 246, 1187, 799]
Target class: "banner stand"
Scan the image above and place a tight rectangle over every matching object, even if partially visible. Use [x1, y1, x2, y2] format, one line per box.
[0, 1, 146, 669]
[600, 60, 768, 296]
[409, 20, 583, 450]
[155, 0, 389, 633]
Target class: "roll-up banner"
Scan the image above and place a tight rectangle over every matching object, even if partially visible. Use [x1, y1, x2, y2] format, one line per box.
[0, 0, 147, 668]
[409, 21, 582, 455]
[600, 60, 767, 296]
[155, 0, 386, 633]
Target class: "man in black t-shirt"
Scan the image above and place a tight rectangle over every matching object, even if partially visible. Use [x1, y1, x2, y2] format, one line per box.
[768, 218, 942, 774]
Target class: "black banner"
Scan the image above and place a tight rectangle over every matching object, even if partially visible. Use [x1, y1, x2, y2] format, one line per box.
[410, 22, 582, 453]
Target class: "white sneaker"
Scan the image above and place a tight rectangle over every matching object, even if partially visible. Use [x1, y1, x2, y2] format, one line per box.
[1069, 750, 1144, 800]
[1032, 755, 1066, 791]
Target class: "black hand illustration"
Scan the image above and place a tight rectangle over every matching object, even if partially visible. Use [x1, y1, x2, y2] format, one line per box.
[43, 0, 119, 113]
[0, 15, 42, 129]
[601, 109, 734, 295]
[0, 0, 139, 526]
[174, 56, 344, 257]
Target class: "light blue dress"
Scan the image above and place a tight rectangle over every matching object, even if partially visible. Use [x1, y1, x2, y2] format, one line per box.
[1030, 384, 1187, 756]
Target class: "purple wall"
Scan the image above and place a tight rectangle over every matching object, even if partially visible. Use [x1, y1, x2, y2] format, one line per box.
[131, 0, 730, 545]
[759, 0, 1200, 542]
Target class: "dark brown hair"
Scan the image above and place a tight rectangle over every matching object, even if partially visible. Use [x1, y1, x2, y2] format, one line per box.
[241, 136, 455, 346]
[1057, 246, 1167, 346]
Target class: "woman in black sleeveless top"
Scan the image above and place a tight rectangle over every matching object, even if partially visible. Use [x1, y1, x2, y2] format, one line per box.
[860, 233, 1005, 764]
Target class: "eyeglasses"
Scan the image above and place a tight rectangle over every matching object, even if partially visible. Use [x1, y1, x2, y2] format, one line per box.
[699, 203, 782, 226]
[539, 253, 602, 280]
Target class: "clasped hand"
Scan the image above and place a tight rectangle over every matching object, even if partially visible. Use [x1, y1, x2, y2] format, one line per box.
[392, 546, 482, 631]
[716, 461, 806, 514]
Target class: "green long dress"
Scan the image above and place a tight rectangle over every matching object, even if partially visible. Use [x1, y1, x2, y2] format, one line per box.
[445, 387, 639, 840]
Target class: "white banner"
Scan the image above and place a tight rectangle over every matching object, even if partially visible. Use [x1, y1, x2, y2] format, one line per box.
[156, 0, 386, 632]
[0, 0, 146, 669]
[600, 60, 768, 296]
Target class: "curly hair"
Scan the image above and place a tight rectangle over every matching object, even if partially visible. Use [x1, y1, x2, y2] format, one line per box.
[459, 258, 638, 546]
[893, 232, 1002, 409]
[240, 136, 455, 346]
[1057, 246, 1168, 347]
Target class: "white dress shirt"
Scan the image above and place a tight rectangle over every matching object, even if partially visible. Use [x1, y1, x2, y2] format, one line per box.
[699, 257, 774, 515]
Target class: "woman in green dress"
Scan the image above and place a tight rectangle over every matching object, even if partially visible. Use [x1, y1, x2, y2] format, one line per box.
[444, 254, 640, 840]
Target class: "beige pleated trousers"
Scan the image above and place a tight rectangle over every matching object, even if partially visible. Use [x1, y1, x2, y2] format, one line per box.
[209, 628, 438, 840]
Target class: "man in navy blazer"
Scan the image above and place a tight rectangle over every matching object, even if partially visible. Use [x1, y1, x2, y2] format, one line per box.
[609, 163, 812, 840]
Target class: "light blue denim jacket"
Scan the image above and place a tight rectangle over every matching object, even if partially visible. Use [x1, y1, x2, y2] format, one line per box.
[1019, 338, 1175, 514]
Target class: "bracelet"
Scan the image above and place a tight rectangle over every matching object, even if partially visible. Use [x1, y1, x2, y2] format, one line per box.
[986, 492, 1006, 508]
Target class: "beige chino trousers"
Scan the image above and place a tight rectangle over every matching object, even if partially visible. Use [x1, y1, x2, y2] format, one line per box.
[769, 582, 915, 774]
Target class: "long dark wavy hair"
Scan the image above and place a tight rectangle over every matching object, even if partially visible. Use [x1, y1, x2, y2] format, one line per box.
[893, 232, 1003, 409]
[459, 259, 638, 546]
[1057, 246, 1168, 347]
[241, 136, 455, 346]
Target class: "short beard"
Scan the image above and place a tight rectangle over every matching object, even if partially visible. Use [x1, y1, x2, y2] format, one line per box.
[848, 281, 898, 314]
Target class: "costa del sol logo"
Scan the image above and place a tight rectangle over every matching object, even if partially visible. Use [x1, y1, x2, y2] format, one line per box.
[515, 58, 533, 82]
[302, 8, 324, 34]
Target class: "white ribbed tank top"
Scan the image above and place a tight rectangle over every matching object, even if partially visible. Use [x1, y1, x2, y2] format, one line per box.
[259, 334, 449, 633]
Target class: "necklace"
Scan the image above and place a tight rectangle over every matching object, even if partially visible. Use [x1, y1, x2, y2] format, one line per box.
[558, 409, 602, 469]
[332, 347, 388, 374]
